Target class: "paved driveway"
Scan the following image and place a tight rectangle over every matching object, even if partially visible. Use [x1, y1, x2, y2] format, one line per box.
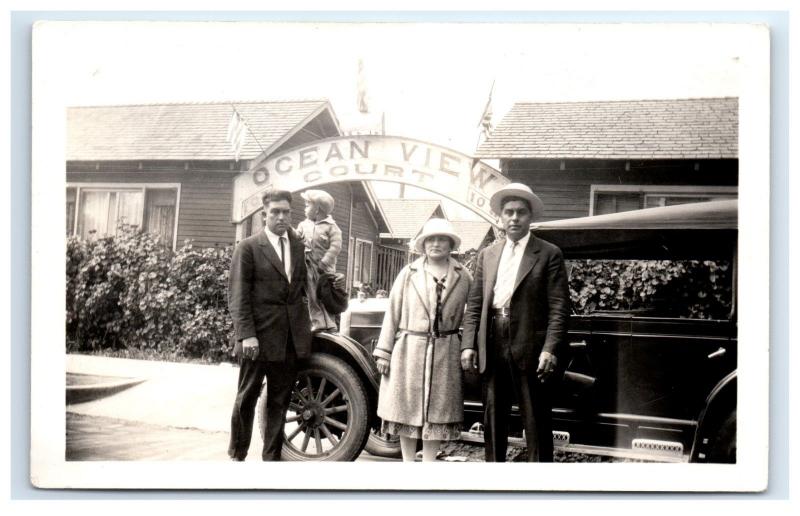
[66, 355, 394, 462]
[66, 412, 394, 462]
[65, 355, 625, 463]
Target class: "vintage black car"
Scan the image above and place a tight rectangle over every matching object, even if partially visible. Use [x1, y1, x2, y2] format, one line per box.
[258, 200, 738, 463]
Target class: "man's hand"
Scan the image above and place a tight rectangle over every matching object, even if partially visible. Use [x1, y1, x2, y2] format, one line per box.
[461, 349, 478, 372]
[333, 273, 347, 291]
[376, 357, 390, 376]
[242, 337, 259, 360]
[536, 351, 557, 382]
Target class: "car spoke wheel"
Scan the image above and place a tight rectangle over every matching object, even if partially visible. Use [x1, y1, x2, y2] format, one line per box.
[258, 353, 369, 461]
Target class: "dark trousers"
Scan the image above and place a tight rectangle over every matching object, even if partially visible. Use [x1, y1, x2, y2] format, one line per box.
[482, 315, 553, 462]
[228, 341, 297, 461]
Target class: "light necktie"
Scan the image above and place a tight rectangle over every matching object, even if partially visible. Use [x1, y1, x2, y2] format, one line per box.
[279, 236, 290, 280]
[497, 240, 518, 309]
[507, 241, 518, 288]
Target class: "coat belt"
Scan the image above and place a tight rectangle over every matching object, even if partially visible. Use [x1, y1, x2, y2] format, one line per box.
[396, 328, 459, 339]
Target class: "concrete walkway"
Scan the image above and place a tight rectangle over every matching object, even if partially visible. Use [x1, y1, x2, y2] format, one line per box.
[67, 354, 241, 433]
[64, 354, 617, 463]
[65, 354, 394, 461]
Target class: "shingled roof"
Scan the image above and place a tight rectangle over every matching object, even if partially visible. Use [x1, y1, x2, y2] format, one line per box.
[378, 199, 445, 240]
[67, 100, 336, 161]
[476, 97, 738, 160]
[449, 220, 497, 253]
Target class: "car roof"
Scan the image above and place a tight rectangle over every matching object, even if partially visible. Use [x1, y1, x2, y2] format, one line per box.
[531, 200, 738, 260]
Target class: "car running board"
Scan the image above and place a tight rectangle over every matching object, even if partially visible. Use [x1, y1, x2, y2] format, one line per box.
[462, 426, 687, 463]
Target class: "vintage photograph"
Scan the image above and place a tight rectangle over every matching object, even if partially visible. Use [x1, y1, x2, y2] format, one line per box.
[30, 21, 770, 490]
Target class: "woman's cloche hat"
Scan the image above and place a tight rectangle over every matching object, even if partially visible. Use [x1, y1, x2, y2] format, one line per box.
[489, 183, 544, 220]
[413, 218, 461, 254]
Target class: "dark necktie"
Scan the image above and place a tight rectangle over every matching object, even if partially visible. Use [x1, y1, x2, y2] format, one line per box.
[433, 277, 446, 338]
[279, 236, 286, 266]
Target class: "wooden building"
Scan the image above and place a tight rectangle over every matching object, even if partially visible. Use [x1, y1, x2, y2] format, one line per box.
[448, 220, 498, 255]
[377, 199, 447, 250]
[66, 100, 389, 290]
[476, 97, 739, 220]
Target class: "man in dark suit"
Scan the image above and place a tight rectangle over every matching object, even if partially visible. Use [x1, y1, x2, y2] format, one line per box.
[461, 183, 570, 462]
[228, 189, 312, 461]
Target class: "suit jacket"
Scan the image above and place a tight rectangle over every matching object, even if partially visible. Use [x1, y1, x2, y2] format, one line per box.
[461, 232, 570, 374]
[228, 230, 312, 361]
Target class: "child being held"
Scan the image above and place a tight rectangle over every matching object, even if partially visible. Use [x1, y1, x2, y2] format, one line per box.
[296, 190, 343, 332]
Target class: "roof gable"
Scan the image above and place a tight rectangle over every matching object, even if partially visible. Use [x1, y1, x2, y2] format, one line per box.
[378, 199, 444, 239]
[477, 97, 738, 160]
[67, 100, 337, 161]
[448, 220, 496, 252]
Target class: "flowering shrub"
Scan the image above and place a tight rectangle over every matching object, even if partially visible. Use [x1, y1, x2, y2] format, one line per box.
[567, 259, 733, 320]
[462, 242, 732, 320]
[66, 226, 233, 361]
[67, 228, 734, 363]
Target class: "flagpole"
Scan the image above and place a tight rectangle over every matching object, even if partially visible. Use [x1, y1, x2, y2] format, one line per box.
[476, 80, 495, 150]
[229, 104, 267, 156]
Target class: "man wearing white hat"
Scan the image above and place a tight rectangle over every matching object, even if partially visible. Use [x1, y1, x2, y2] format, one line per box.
[461, 183, 570, 462]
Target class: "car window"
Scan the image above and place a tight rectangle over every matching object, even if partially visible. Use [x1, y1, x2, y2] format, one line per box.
[567, 259, 733, 320]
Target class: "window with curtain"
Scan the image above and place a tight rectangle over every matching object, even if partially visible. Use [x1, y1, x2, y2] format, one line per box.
[69, 186, 178, 248]
[359, 241, 373, 285]
[594, 192, 642, 215]
[352, 239, 373, 288]
[245, 209, 266, 238]
[643, 194, 727, 209]
[144, 189, 178, 247]
[66, 187, 77, 237]
[592, 187, 737, 216]
[352, 239, 362, 287]
[347, 237, 355, 289]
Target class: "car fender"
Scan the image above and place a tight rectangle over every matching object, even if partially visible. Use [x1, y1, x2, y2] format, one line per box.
[690, 370, 737, 462]
[312, 331, 380, 392]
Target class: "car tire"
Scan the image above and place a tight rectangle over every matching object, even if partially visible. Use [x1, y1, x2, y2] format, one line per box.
[257, 353, 370, 461]
[364, 428, 402, 458]
[707, 410, 736, 464]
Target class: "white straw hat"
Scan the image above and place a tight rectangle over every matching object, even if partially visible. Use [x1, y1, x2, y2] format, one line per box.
[489, 183, 544, 219]
[412, 218, 461, 254]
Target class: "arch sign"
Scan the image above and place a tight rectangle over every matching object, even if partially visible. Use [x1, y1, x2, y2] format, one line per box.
[232, 135, 510, 225]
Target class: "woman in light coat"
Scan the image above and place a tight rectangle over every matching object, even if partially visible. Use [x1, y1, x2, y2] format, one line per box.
[373, 219, 473, 462]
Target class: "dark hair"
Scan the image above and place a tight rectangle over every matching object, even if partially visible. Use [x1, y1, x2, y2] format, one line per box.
[500, 195, 531, 213]
[262, 189, 293, 207]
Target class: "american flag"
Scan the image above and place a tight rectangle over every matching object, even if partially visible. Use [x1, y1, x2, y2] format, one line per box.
[478, 80, 495, 138]
[357, 58, 368, 114]
[226, 107, 248, 161]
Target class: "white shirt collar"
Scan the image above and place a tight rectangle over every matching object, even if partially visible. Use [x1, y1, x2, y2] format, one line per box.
[264, 227, 287, 244]
[506, 231, 530, 250]
[263, 226, 292, 280]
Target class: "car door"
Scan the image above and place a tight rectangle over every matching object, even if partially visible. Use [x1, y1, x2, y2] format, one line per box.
[551, 312, 634, 449]
[623, 317, 736, 448]
[551, 315, 598, 446]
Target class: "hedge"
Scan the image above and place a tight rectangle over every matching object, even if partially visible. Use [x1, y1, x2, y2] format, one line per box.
[567, 259, 732, 319]
[67, 226, 233, 362]
[67, 228, 732, 362]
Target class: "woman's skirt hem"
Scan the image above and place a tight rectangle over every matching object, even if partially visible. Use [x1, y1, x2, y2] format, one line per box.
[381, 420, 462, 441]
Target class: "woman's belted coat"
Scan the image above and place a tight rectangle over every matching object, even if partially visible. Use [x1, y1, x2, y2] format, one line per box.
[373, 257, 473, 427]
